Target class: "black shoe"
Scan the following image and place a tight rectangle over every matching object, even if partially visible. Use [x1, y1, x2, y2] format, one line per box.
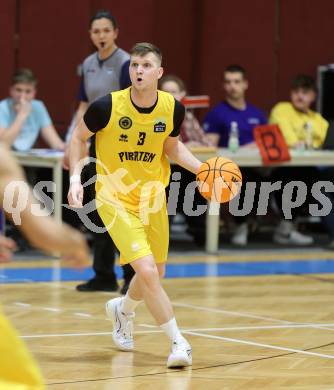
[76, 278, 119, 292]
[327, 238, 334, 249]
[120, 280, 131, 295]
[186, 227, 205, 247]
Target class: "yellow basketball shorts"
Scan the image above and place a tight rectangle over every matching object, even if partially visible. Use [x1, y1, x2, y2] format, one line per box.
[0, 309, 44, 389]
[97, 199, 169, 265]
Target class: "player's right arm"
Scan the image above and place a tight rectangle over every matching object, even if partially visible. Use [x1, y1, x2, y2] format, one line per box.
[68, 94, 112, 208]
[67, 118, 94, 208]
[76, 101, 89, 122]
[63, 102, 89, 170]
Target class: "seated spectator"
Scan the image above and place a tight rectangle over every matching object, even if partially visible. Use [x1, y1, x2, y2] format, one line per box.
[160, 74, 215, 148]
[203, 65, 269, 246]
[0, 69, 65, 152]
[270, 74, 328, 149]
[159, 74, 211, 245]
[203, 64, 266, 147]
[269, 74, 334, 247]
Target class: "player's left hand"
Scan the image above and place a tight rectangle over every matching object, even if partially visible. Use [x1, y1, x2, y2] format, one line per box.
[63, 144, 70, 170]
[0, 235, 16, 263]
[61, 231, 90, 270]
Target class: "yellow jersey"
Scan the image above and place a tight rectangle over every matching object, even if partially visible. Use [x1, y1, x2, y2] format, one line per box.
[269, 102, 328, 148]
[83, 87, 183, 211]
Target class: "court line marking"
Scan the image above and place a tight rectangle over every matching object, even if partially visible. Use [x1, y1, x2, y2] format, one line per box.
[137, 323, 156, 328]
[5, 250, 334, 267]
[74, 312, 93, 318]
[21, 322, 334, 339]
[172, 302, 334, 334]
[13, 299, 281, 324]
[172, 302, 292, 323]
[12, 302, 96, 318]
[22, 330, 160, 339]
[172, 302, 334, 332]
[41, 307, 61, 312]
[21, 327, 334, 360]
[139, 323, 334, 332]
[14, 302, 31, 307]
[183, 331, 334, 360]
[11, 300, 334, 333]
[10, 299, 287, 324]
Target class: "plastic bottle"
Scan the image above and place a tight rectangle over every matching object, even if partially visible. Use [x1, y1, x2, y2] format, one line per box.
[304, 121, 313, 150]
[228, 121, 240, 153]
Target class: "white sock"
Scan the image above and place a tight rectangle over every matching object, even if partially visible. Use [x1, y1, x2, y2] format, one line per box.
[160, 317, 183, 343]
[121, 292, 142, 314]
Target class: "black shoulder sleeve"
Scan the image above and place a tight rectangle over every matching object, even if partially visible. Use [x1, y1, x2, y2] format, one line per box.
[169, 99, 185, 137]
[83, 94, 112, 133]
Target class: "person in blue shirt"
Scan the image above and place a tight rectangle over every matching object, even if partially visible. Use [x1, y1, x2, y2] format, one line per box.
[0, 69, 65, 152]
[203, 64, 267, 147]
[203, 65, 266, 246]
[203, 65, 313, 247]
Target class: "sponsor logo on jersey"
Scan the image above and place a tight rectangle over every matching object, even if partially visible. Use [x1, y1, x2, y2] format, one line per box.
[118, 151, 156, 163]
[248, 117, 261, 125]
[119, 134, 128, 142]
[154, 118, 166, 132]
[119, 116, 132, 129]
[131, 242, 140, 251]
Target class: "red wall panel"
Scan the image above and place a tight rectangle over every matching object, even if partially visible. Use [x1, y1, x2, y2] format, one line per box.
[278, 0, 334, 101]
[91, 0, 196, 88]
[197, 0, 277, 114]
[18, 0, 92, 133]
[153, 0, 198, 91]
[90, 0, 155, 50]
[3, 0, 333, 135]
[0, 1, 16, 98]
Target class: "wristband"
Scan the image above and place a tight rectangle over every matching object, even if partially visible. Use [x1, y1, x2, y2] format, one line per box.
[70, 175, 81, 184]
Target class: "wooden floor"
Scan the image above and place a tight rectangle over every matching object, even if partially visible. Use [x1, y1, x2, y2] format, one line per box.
[2, 253, 334, 389]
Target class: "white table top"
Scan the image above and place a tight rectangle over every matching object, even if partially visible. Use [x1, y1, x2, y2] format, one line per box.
[13, 147, 334, 167]
[14, 149, 64, 161]
[191, 147, 334, 167]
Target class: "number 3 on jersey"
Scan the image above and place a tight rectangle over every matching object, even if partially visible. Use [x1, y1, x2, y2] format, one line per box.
[137, 132, 146, 145]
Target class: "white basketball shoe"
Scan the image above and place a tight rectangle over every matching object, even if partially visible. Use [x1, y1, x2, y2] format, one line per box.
[167, 337, 192, 368]
[106, 297, 134, 351]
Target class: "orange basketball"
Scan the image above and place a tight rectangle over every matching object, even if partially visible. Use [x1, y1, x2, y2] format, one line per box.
[196, 157, 242, 203]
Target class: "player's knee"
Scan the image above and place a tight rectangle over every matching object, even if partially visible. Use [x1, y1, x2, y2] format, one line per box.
[138, 264, 160, 287]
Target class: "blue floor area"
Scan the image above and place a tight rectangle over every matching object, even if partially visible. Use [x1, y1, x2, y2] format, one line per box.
[1, 259, 334, 283]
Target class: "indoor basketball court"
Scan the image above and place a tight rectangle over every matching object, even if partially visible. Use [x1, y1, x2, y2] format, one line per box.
[2, 246, 334, 389]
[2, 1, 334, 389]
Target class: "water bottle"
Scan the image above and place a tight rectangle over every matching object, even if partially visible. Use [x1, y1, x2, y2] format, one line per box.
[304, 121, 313, 150]
[228, 121, 239, 153]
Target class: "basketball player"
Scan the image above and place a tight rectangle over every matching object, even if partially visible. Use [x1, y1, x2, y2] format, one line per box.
[68, 43, 205, 367]
[0, 144, 89, 388]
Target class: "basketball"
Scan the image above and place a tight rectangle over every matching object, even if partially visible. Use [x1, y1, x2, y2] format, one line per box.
[196, 157, 242, 203]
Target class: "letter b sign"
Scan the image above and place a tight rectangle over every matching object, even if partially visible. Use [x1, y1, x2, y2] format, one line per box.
[253, 124, 291, 165]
